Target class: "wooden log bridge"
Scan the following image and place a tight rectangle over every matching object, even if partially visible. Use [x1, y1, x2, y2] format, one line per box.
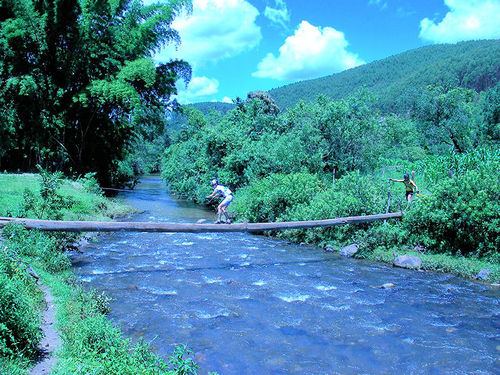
[0, 212, 402, 233]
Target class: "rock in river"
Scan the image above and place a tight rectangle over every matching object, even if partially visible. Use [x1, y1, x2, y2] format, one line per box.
[379, 283, 395, 289]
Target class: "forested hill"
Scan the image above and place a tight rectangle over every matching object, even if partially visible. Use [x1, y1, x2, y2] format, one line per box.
[268, 40, 500, 112]
[190, 101, 235, 114]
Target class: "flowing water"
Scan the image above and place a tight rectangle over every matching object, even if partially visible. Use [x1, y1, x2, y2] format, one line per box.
[71, 175, 500, 375]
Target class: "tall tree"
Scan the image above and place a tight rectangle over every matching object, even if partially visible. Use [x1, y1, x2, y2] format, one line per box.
[0, 0, 191, 185]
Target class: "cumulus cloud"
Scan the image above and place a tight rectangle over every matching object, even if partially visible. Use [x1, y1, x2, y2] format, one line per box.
[253, 21, 364, 81]
[221, 96, 233, 103]
[419, 0, 500, 43]
[155, 0, 262, 66]
[175, 76, 219, 104]
[264, 0, 290, 30]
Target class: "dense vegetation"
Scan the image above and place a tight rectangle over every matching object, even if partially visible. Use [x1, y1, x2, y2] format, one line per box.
[162, 75, 500, 274]
[268, 40, 500, 112]
[0, 0, 191, 186]
[0, 172, 202, 374]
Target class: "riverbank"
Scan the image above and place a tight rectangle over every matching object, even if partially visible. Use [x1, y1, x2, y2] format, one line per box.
[202, 188, 500, 284]
[269, 221, 500, 284]
[358, 246, 500, 283]
[257, 226, 500, 284]
[223, 169, 500, 285]
[0, 173, 200, 374]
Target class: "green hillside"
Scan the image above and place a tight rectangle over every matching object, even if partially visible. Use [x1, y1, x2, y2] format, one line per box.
[190, 101, 235, 114]
[268, 40, 500, 112]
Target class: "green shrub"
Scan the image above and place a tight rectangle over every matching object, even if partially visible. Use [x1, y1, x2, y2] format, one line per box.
[2, 223, 71, 262]
[167, 345, 199, 375]
[110, 155, 140, 189]
[42, 251, 72, 273]
[78, 172, 104, 196]
[404, 166, 499, 260]
[0, 273, 41, 358]
[74, 287, 113, 316]
[232, 173, 322, 223]
[356, 222, 409, 253]
[278, 171, 393, 245]
[2, 224, 70, 276]
[0, 242, 43, 361]
[14, 167, 74, 221]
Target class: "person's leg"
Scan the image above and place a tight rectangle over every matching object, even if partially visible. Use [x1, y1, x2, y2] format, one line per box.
[219, 196, 232, 223]
[403, 192, 410, 211]
[222, 206, 230, 222]
[216, 204, 223, 223]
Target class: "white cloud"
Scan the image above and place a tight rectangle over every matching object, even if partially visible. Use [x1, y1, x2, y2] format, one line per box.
[154, 0, 262, 66]
[175, 76, 219, 104]
[221, 96, 233, 103]
[419, 0, 500, 43]
[368, 0, 388, 10]
[253, 21, 364, 81]
[264, 0, 290, 29]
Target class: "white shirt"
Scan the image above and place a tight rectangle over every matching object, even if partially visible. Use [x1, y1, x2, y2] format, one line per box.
[215, 185, 232, 198]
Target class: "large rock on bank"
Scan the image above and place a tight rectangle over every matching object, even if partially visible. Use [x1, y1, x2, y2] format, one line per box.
[340, 244, 359, 257]
[475, 269, 491, 281]
[393, 254, 422, 270]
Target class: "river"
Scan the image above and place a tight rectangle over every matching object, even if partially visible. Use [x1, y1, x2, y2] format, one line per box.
[71, 175, 500, 375]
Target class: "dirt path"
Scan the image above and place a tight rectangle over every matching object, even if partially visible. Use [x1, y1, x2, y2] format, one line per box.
[30, 283, 62, 375]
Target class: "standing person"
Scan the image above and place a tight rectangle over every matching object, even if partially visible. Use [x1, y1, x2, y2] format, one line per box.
[389, 173, 418, 203]
[206, 178, 233, 224]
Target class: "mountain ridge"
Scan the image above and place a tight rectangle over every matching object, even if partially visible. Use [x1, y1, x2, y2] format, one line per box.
[267, 39, 500, 111]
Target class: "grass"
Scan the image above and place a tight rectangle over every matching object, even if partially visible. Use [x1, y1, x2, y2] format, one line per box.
[0, 173, 132, 220]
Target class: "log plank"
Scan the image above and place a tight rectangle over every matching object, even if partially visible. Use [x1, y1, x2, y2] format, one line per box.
[0, 212, 402, 233]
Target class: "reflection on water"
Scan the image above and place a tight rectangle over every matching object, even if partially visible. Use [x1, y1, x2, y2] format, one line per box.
[72, 176, 500, 375]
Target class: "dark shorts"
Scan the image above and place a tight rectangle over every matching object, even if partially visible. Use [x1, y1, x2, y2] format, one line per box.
[406, 191, 414, 199]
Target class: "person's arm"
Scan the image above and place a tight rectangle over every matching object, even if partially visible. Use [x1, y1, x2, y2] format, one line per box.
[206, 188, 217, 200]
[389, 178, 404, 182]
[412, 181, 418, 192]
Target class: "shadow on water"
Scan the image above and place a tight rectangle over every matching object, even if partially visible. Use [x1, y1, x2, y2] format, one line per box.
[72, 175, 500, 375]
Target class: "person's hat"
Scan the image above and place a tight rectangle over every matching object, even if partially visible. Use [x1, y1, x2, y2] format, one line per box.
[403, 173, 409, 179]
[211, 178, 218, 186]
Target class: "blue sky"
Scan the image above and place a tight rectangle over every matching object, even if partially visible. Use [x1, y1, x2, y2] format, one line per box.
[147, 0, 500, 104]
